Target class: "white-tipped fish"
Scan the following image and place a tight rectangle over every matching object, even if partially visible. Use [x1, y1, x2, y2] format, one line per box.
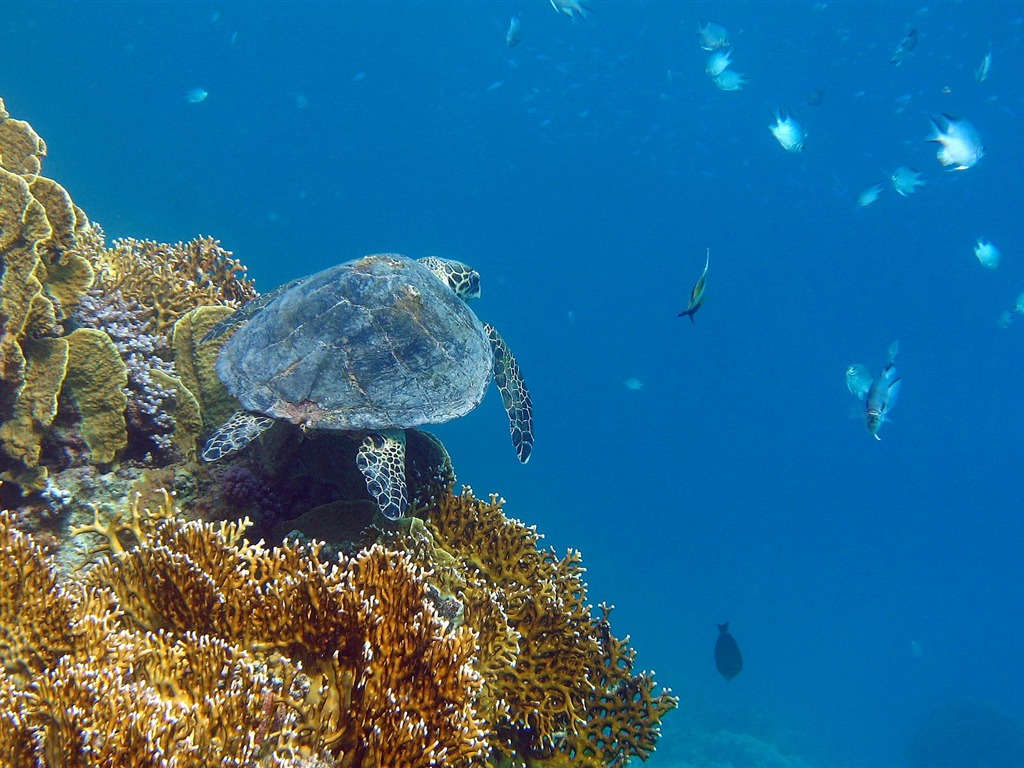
[928, 114, 984, 170]
[713, 69, 747, 91]
[891, 166, 925, 196]
[890, 27, 918, 65]
[975, 239, 1001, 269]
[846, 341, 901, 440]
[697, 19, 729, 50]
[706, 48, 733, 77]
[1015, 292, 1024, 315]
[769, 109, 805, 152]
[506, 14, 521, 47]
[857, 182, 885, 207]
[185, 88, 209, 104]
[550, 0, 591, 21]
[976, 43, 992, 82]
[677, 248, 710, 322]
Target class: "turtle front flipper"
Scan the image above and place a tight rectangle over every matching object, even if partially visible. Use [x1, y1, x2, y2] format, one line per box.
[201, 411, 274, 462]
[356, 430, 409, 520]
[484, 323, 534, 463]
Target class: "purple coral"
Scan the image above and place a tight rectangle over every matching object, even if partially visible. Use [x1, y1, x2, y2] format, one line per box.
[73, 290, 178, 463]
[217, 463, 288, 524]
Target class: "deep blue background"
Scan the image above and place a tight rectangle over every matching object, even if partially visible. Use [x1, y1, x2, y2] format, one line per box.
[6, 2, 1024, 765]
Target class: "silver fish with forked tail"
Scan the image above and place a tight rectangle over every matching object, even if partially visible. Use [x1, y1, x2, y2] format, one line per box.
[846, 341, 901, 439]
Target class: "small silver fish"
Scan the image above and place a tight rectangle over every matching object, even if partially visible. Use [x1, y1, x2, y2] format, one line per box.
[846, 341, 901, 440]
[928, 114, 984, 171]
[769, 109, 805, 152]
[976, 43, 992, 82]
[697, 19, 729, 51]
[677, 249, 709, 322]
[891, 27, 918, 65]
[713, 69, 747, 91]
[974, 239, 1001, 269]
[550, 0, 591, 21]
[857, 182, 884, 207]
[185, 87, 209, 104]
[891, 166, 925, 197]
[506, 14, 521, 47]
[705, 49, 732, 77]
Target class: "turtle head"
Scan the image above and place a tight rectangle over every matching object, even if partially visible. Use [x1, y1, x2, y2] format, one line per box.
[417, 256, 481, 301]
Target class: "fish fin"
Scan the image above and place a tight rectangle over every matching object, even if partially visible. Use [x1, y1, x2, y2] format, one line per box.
[886, 378, 902, 408]
[874, 433, 881, 441]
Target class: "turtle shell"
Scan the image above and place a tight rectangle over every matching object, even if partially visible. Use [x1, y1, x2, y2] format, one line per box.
[216, 253, 492, 431]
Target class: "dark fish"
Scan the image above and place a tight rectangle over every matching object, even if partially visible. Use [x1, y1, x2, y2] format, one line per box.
[715, 622, 743, 681]
[677, 248, 709, 322]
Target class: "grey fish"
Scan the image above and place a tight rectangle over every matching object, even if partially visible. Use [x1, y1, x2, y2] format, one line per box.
[715, 622, 743, 681]
[891, 27, 918, 65]
[846, 341, 901, 440]
[506, 14, 521, 47]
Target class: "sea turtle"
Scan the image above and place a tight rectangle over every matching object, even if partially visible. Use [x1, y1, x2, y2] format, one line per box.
[200, 253, 533, 520]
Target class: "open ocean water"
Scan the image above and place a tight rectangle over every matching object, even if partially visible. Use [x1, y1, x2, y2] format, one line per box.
[6, 2, 1024, 766]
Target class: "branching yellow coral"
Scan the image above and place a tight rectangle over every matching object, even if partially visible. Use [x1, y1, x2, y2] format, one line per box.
[84, 230, 258, 338]
[2, 499, 490, 767]
[78, 508, 488, 766]
[402, 487, 677, 767]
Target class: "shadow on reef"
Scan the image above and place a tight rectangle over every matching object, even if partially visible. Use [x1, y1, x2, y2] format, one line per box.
[0, 98, 676, 765]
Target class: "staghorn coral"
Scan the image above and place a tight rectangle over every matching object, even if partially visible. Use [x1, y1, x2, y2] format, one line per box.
[71, 493, 489, 766]
[2, 492, 491, 767]
[398, 487, 677, 767]
[84, 231, 257, 339]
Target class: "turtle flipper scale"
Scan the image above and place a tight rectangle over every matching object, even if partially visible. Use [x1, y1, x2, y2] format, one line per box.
[485, 323, 534, 463]
[356, 430, 409, 520]
[201, 411, 274, 462]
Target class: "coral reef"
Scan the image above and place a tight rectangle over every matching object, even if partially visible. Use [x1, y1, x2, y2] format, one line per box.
[2, 495, 489, 767]
[0, 99, 258, 487]
[0, 99, 95, 488]
[398, 487, 677, 767]
[84, 231, 257, 338]
[0, 95, 675, 767]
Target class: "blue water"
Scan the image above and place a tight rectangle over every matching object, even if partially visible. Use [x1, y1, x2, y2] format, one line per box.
[8, 2, 1024, 765]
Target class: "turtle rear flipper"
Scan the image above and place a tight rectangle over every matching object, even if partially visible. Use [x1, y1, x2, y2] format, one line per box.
[485, 323, 534, 463]
[201, 411, 274, 462]
[356, 430, 408, 520]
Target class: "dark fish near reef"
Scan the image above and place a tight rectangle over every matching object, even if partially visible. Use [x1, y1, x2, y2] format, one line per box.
[891, 27, 918, 65]
[715, 622, 743, 680]
[677, 248, 709, 322]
